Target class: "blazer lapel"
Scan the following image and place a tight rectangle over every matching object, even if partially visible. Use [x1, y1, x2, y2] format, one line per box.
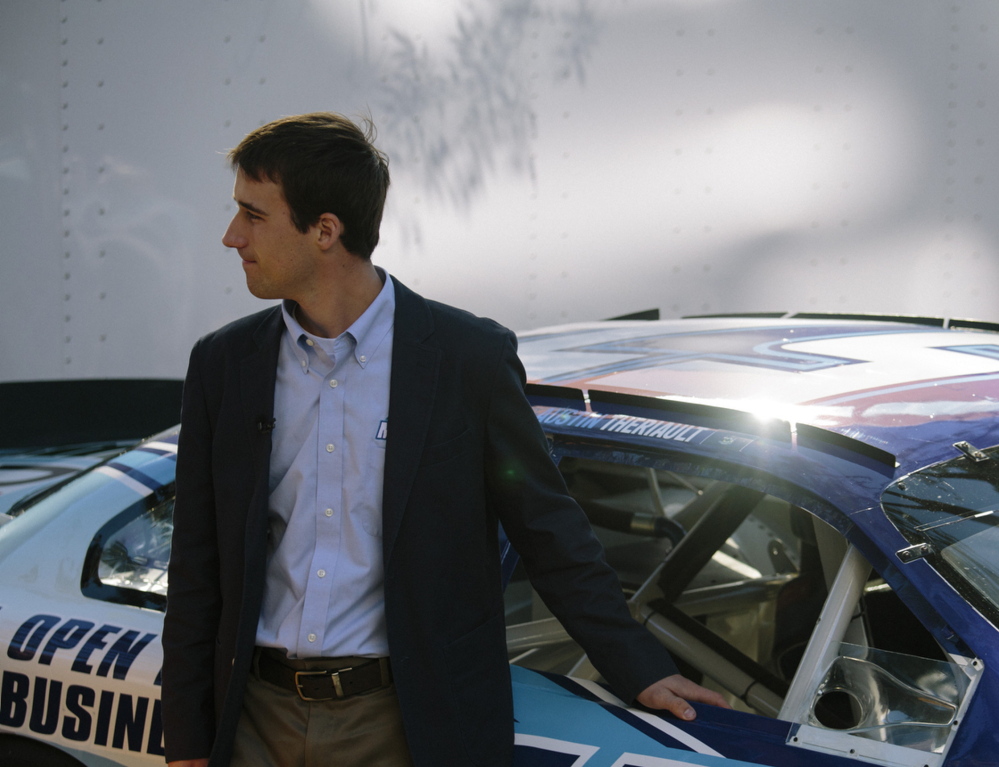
[239, 308, 283, 557]
[239, 307, 283, 447]
[382, 280, 439, 565]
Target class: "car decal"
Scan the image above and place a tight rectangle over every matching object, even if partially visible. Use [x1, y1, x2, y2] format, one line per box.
[0, 671, 164, 757]
[561, 678, 723, 757]
[1, 613, 163, 758]
[95, 465, 161, 498]
[515, 734, 600, 765]
[513, 737, 734, 767]
[6, 615, 156, 681]
[533, 408, 760, 460]
[534, 408, 716, 447]
[803, 370, 999, 428]
[133, 440, 178, 457]
[939, 343, 999, 361]
[512, 668, 779, 766]
[523, 325, 999, 457]
[525, 325, 925, 384]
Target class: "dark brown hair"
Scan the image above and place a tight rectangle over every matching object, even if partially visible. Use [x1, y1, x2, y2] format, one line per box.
[228, 112, 390, 258]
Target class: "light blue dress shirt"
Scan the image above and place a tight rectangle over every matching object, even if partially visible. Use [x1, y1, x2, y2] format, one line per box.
[256, 272, 395, 659]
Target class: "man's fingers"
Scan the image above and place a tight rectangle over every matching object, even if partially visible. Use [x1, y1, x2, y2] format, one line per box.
[661, 675, 731, 709]
[680, 683, 730, 709]
[635, 674, 732, 720]
[636, 678, 694, 720]
[662, 692, 697, 721]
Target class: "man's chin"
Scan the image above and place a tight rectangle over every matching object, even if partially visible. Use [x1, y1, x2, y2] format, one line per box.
[245, 281, 278, 300]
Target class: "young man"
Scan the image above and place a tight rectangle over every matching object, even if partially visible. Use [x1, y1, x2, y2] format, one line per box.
[162, 112, 726, 767]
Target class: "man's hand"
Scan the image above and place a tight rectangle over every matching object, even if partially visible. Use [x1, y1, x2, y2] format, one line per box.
[167, 760, 209, 767]
[636, 674, 730, 721]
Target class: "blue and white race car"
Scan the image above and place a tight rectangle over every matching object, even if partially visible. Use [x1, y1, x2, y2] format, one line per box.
[2, 314, 999, 767]
[0, 380, 183, 516]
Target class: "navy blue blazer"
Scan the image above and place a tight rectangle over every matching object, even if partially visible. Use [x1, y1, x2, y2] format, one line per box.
[162, 279, 678, 766]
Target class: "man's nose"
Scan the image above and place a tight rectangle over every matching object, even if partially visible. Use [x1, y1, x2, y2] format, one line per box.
[222, 217, 246, 249]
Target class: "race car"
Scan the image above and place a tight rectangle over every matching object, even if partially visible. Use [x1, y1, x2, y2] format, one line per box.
[2, 313, 998, 767]
[0, 380, 183, 516]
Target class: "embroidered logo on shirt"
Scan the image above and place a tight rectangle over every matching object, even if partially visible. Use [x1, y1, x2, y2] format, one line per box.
[376, 420, 388, 440]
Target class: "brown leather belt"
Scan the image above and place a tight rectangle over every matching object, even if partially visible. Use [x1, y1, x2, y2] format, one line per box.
[256, 648, 392, 702]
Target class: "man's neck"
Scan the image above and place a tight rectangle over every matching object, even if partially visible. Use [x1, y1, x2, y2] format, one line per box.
[294, 258, 384, 339]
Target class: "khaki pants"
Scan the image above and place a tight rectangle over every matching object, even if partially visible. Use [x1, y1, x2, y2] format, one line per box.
[231, 652, 413, 767]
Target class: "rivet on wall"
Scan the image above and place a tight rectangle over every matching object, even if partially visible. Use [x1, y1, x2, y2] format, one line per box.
[60, 9, 73, 371]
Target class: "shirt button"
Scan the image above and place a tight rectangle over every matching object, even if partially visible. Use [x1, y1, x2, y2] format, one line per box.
[325, 508, 334, 517]
[305, 339, 315, 347]
[359, 355, 367, 363]
[307, 633, 317, 643]
[326, 443, 335, 453]
[329, 379, 338, 388]
[317, 569, 326, 578]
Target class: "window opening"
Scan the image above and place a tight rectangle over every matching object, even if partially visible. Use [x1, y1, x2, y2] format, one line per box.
[504, 450, 980, 766]
[81, 491, 173, 611]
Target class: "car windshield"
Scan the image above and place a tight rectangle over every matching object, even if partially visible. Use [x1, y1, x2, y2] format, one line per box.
[881, 444, 999, 627]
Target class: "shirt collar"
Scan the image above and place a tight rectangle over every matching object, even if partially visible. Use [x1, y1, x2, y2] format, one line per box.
[280, 268, 395, 373]
[348, 269, 395, 369]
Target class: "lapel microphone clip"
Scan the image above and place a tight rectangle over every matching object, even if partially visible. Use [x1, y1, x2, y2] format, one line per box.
[257, 417, 276, 433]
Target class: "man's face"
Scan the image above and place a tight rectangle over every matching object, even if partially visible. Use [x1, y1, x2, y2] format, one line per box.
[222, 169, 319, 301]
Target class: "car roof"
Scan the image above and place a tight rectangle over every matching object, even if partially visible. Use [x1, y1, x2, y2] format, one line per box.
[518, 314, 999, 476]
[519, 315, 999, 653]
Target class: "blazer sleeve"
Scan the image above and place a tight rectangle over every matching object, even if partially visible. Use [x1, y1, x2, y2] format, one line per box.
[161, 338, 221, 762]
[482, 331, 679, 703]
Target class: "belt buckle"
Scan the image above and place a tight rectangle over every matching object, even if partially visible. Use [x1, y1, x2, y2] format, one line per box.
[294, 668, 349, 701]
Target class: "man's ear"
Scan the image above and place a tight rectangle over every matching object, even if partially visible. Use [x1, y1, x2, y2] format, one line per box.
[315, 212, 344, 251]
